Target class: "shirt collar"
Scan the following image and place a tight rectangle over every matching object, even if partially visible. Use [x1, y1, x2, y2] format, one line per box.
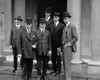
[54, 21, 59, 26]
[66, 21, 70, 26]
[45, 16, 50, 22]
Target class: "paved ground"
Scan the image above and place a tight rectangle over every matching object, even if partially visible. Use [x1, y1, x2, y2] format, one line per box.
[0, 66, 64, 80]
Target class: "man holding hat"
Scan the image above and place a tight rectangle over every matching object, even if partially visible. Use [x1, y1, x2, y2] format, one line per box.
[17, 18, 37, 80]
[9, 16, 23, 73]
[35, 18, 51, 80]
[62, 12, 78, 80]
[49, 12, 64, 75]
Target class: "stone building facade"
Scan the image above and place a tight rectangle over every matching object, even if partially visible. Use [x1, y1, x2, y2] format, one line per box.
[0, 0, 100, 70]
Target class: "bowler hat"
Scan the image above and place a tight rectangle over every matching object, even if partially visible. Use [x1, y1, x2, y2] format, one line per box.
[63, 12, 71, 18]
[15, 16, 23, 21]
[40, 18, 46, 24]
[53, 12, 60, 17]
[25, 18, 32, 24]
[45, 7, 51, 13]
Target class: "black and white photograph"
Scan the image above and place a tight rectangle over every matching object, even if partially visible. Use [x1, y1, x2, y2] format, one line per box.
[0, 0, 100, 80]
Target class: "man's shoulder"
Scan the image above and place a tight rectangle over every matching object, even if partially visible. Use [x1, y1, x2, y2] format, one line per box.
[59, 22, 64, 26]
[69, 23, 76, 29]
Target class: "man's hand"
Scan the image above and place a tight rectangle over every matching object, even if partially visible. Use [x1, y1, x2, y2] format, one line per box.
[18, 54, 21, 57]
[47, 50, 52, 56]
[9, 45, 12, 49]
[64, 42, 71, 48]
[32, 45, 36, 48]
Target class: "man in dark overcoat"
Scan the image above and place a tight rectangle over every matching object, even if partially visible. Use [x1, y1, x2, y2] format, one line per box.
[45, 6, 53, 66]
[9, 16, 23, 73]
[17, 18, 37, 80]
[49, 12, 64, 75]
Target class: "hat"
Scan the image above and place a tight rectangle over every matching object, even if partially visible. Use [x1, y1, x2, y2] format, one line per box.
[53, 12, 60, 17]
[63, 12, 71, 18]
[45, 7, 51, 13]
[25, 18, 32, 24]
[40, 18, 46, 24]
[15, 16, 23, 21]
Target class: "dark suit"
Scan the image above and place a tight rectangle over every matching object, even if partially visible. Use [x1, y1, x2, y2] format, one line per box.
[45, 17, 53, 64]
[49, 22, 64, 73]
[9, 25, 23, 71]
[45, 18, 53, 32]
[62, 23, 78, 80]
[17, 27, 37, 80]
[35, 29, 51, 76]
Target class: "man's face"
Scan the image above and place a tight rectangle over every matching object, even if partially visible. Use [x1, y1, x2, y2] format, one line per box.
[63, 17, 69, 24]
[39, 23, 46, 29]
[15, 19, 20, 25]
[26, 23, 32, 30]
[53, 16, 59, 22]
[45, 12, 51, 18]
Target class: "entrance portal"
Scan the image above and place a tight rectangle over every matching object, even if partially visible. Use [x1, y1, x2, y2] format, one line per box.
[38, 0, 67, 24]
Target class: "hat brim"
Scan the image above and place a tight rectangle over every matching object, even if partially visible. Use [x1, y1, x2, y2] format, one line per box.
[63, 15, 71, 18]
[15, 18, 23, 21]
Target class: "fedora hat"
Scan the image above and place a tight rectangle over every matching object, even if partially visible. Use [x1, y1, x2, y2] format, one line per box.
[25, 18, 32, 24]
[45, 7, 51, 13]
[40, 18, 46, 24]
[63, 12, 71, 18]
[53, 12, 60, 17]
[15, 16, 23, 21]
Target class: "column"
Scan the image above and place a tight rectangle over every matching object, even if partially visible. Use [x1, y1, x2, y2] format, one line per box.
[4, 0, 12, 46]
[14, 0, 25, 25]
[67, 0, 82, 63]
[90, 0, 100, 61]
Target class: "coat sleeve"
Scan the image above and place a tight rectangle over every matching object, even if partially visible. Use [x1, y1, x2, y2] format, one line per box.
[17, 29, 22, 54]
[48, 32, 51, 51]
[70, 26, 78, 46]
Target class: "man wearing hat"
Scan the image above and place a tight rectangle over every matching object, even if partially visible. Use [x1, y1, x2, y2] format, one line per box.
[49, 12, 64, 75]
[45, 7, 53, 31]
[62, 12, 78, 80]
[17, 18, 37, 80]
[9, 16, 23, 73]
[35, 18, 51, 80]
[45, 6, 53, 68]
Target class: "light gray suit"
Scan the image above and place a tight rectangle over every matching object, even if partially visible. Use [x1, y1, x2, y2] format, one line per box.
[62, 23, 78, 80]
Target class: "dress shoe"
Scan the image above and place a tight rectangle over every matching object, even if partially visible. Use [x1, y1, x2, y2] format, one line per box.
[55, 71, 60, 76]
[49, 71, 56, 74]
[43, 75, 48, 80]
[12, 69, 17, 73]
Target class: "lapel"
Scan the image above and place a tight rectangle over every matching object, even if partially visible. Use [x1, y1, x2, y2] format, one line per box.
[38, 29, 43, 37]
[24, 28, 32, 40]
[13, 25, 18, 34]
[38, 29, 47, 38]
[54, 22, 61, 33]
[42, 30, 47, 37]
[64, 23, 71, 34]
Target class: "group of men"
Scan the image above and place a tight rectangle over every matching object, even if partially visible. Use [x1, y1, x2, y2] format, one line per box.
[9, 7, 78, 80]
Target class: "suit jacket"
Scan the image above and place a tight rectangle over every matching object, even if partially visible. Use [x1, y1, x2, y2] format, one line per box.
[17, 27, 37, 58]
[45, 18, 53, 32]
[50, 22, 64, 48]
[62, 23, 78, 53]
[35, 29, 51, 56]
[9, 25, 23, 48]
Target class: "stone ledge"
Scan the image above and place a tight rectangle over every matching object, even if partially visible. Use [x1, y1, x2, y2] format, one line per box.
[0, 57, 6, 66]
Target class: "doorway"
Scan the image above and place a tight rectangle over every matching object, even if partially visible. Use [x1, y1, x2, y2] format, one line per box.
[25, 0, 67, 29]
[37, 0, 67, 24]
